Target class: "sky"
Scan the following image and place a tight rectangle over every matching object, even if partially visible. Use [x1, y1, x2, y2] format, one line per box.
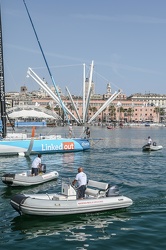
[1, 0, 166, 96]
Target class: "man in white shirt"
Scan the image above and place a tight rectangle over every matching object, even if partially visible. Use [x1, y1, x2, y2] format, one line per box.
[85, 127, 90, 138]
[72, 167, 87, 199]
[31, 154, 42, 176]
[147, 136, 152, 145]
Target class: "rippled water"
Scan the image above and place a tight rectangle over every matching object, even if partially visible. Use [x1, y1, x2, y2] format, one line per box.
[0, 125, 166, 249]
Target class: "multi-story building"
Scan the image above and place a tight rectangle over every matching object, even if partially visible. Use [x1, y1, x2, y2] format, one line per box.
[4, 85, 165, 124]
[128, 93, 166, 107]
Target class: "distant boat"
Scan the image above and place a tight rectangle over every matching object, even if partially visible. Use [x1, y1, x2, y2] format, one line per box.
[142, 142, 163, 151]
[107, 126, 113, 129]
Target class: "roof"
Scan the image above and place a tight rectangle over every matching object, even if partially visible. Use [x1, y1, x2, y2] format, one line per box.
[8, 110, 56, 119]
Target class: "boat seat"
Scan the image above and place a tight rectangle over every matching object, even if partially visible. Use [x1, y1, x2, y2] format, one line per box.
[85, 180, 108, 197]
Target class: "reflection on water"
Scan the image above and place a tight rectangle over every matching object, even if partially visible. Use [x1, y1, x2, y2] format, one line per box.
[10, 210, 132, 243]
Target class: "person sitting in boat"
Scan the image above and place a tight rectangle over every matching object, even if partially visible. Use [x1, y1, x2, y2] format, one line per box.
[147, 136, 152, 145]
[31, 154, 42, 176]
[72, 167, 87, 199]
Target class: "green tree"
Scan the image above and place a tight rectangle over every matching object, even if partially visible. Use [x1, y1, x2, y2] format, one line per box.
[127, 107, 134, 122]
[108, 105, 116, 121]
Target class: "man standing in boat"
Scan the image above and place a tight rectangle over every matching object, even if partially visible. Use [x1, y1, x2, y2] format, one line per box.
[85, 127, 90, 138]
[72, 167, 87, 199]
[31, 154, 42, 176]
[147, 136, 152, 145]
[68, 123, 73, 138]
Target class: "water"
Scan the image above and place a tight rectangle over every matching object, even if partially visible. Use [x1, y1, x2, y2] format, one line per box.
[0, 125, 166, 249]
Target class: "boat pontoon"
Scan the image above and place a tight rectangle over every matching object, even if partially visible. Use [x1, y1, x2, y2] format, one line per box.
[2, 164, 59, 187]
[10, 179, 133, 216]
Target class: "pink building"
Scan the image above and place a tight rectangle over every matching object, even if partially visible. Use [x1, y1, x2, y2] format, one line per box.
[31, 97, 159, 124]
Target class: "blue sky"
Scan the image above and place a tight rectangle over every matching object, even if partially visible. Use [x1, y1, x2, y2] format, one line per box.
[1, 0, 166, 96]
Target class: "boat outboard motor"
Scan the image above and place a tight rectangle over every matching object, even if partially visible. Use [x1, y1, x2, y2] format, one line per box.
[106, 185, 119, 197]
[2, 173, 15, 185]
[40, 164, 46, 173]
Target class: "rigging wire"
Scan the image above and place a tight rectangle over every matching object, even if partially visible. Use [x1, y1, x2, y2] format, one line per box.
[23, 0, 69, 124]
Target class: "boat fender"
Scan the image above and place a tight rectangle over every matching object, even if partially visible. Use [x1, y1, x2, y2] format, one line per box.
[153, 142, 157, 146]
[106, 185, 119, 197]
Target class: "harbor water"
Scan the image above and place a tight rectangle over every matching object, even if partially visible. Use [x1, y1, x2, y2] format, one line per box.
[0, 125, 166, 250]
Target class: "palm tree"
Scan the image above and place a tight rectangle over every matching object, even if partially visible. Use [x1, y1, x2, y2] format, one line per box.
[54, 106, 61, 116]
[159, 108, 165, 122]
[117, 106, 124, 121]
[154, 107, 160, 122]
[154, 106, 165, 122]
[67, 103, 75, 123]
[101, 107, 106, 122]
[127, 107, 134, 122]
[108, 105, 116, 121]
[91, 106, 97, 114]
[45, 105, 51, 110]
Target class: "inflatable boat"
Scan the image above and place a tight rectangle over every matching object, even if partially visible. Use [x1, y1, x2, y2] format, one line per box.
[10, 179, 133, 216]
[2, 164, 59, 187]
[142, 142, 163, 151]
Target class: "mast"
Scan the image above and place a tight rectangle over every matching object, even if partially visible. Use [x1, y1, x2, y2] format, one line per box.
[0, 6, 6, 137]
[82, 63, 85, 124]
[23, 0, 69, 124]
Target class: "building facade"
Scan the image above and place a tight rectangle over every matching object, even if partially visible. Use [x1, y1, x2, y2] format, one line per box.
[4, 86, 166, 124]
